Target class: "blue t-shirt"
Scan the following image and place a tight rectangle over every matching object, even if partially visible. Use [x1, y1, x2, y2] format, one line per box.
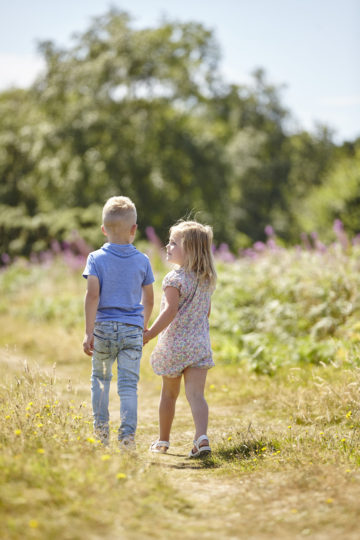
[83, 243, 154, 328]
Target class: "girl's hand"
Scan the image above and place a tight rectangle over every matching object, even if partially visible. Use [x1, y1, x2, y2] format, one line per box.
[143, 330, 151, 345]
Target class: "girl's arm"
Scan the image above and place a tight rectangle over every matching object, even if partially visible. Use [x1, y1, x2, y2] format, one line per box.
[143, 286, 179, 344]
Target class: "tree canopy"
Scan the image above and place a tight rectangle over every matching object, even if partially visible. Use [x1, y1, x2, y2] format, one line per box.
[0, 8, 359, 259]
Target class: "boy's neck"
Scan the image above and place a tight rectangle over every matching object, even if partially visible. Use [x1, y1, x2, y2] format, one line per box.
[102, 223, 137, 245]
[107, 236, 133, 245]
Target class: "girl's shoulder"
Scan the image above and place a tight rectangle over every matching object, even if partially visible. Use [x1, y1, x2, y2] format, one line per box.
[162, 267, 199, 294]
[162, 268, 186, 290]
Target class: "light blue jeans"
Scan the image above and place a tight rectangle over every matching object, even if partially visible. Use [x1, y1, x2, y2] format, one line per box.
[91, 321, 143, 440]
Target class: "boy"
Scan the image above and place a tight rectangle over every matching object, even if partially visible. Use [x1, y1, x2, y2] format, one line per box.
[82, 196, 154, 447]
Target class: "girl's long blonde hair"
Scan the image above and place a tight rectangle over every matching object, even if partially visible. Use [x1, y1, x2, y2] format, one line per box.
[170, 220, 217, 288]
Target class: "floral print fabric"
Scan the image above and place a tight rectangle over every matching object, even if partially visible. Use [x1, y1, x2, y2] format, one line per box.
[150, 268, 215, 377]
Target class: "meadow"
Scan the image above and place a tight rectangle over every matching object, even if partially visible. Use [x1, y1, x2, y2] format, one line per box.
[1, 229, 360, 539]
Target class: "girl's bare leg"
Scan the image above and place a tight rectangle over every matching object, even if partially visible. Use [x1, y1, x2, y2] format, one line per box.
[159, 375, 182, 443]
[183, 367, 209, 449]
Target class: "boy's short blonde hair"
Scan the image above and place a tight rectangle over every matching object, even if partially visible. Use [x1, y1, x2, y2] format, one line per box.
[102, 196, 137, 231]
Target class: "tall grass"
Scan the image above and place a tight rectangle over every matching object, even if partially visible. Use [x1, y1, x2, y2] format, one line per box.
[2, 228, 360, 539]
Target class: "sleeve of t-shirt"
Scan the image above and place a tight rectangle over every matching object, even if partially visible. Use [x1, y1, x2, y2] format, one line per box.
[142, 256, 155, 286]
[82, 253, 98, 280]
[162, 271, 182, 292]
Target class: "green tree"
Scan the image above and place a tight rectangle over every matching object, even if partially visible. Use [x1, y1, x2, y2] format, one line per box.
[295, 140, 360, 240]
[31, 9, 230, 240]
[1, 7, 356, 258]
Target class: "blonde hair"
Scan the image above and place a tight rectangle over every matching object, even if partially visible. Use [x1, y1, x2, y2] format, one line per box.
[102, 196, 137, 232]
[170, 220, 217, 288]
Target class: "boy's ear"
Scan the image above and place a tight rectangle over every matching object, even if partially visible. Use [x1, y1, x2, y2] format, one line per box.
[131, 223, 138, 235]
[101, 224, 108, 236]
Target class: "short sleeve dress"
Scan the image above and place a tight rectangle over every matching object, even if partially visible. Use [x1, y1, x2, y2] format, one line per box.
[150, 268, 215, 378]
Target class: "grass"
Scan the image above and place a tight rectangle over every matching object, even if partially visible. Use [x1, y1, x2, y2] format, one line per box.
[1, 254, 360, 539]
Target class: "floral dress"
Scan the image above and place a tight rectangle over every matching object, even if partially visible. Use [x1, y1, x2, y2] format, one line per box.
[150, 268, 215, 377]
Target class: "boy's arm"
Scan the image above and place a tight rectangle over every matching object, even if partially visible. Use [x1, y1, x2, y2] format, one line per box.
[143, 286, 179, 345]
[142, 283, 154, 330]
[83, 275, 100, 356]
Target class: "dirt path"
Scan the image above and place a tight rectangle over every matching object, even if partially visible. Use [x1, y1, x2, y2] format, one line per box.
[5, 352, 360, 540]
[132, 378, 360, 540]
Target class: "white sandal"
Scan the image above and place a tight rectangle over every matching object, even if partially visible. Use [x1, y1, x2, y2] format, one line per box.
[150, 440, 170, 453]
[188, 434, 211, 458]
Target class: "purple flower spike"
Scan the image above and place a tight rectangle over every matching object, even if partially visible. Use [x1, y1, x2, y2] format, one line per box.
[1, 253, 11, 265]
[214, 243, 236, 262]
[300, 232, 312, 250]
[352, 234, 360, 246]
[145, 226, 163, 249]
[333, 219, 349, 250]
[253, 241, 266, 252]
[333, 219, 344, 234]
[264, 225, 274, 237]
[51, 240, 62, 254]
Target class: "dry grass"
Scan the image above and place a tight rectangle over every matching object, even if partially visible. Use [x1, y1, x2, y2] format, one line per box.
[2, 339, 360, 539]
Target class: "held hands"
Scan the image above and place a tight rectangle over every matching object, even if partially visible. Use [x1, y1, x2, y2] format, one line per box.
[83, 333, 94, 356]
[143, 329, 153, 346]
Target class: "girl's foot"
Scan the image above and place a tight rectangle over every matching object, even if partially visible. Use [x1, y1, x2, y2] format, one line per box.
[150, 440, 170, 453]
[188, 435, 211, 458]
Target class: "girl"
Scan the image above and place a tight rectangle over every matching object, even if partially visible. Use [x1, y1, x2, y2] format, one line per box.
[143, 220, 216, 458]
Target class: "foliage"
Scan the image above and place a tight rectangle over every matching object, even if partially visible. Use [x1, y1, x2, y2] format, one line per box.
[211, 241, 360, 374]
[1, 8, 358, 259]
[2, 226, 360, 376]
[0, 204, 102, 258]
[295, 142, 360, 240]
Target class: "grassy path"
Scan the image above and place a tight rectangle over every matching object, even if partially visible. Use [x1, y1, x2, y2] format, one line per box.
[2, 334, 360, 539]
[112, 358, 360, 540]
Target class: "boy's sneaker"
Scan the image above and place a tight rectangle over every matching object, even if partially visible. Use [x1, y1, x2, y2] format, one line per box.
[118, 435, 136, 450]
[95, 428, 109, 446]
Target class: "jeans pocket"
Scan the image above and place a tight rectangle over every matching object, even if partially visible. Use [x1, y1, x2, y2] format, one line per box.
[94, 327, 113, 340]
[125, 331, 143, 351]
[93, 334, 111, 354]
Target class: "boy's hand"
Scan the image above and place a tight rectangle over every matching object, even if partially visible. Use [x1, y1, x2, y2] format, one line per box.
[83, 333, 94, 356]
